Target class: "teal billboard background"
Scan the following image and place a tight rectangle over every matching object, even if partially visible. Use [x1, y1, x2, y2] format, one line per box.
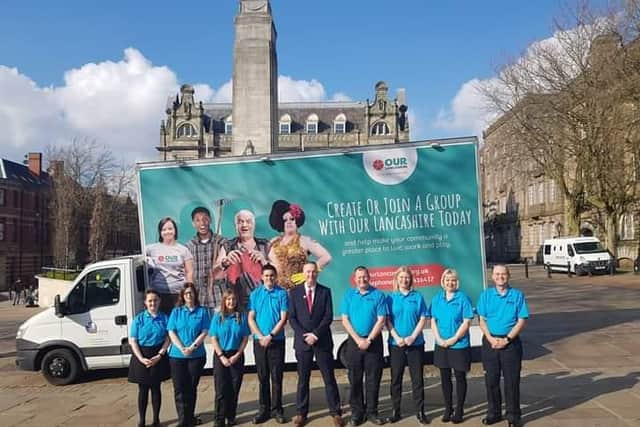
[137, 139, 486, 312]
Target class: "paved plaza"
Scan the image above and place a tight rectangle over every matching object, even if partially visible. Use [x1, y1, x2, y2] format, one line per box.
[0, 266, 639, 426]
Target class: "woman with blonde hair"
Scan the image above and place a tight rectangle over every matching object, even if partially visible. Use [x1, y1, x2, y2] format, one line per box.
[431, 269, 474, 424]
[385, 266, 430, 424]
[210, 290, 250, 427]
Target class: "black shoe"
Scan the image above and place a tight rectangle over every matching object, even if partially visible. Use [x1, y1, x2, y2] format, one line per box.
[253, 413, 270, 424]
[367, 415, 386, 425]
[192, 416, 203, 426]
[349, 417, 364, 426]
[416, 412, 430, 424]
[508, 420, 523, 427]
[213, 421, 225, 427]
[482, 416, 503, 425]
[386, 411, 401, 423]
[451, 412, 463, 424]
[227, 418, 237, 427]
[441, 408, 452, 423]
[151, 422, 160, 427]
[273, 412, 287, 424]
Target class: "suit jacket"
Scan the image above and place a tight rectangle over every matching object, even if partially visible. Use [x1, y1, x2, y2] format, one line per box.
[288, 283, 334, 352]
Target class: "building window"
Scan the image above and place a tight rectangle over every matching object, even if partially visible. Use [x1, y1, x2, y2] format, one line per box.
[0, 189, 4, 206]
[279, 113, 292, 134]
[537, 182, 544, 204]
[371, 121, 390, 135]
[548, 180, 556, 202]
[306, 113, 319, 134]
[620, 214, 635, 240]
[527, 185, 535, 206]
[334, 113, 346, 134]
[225, 115, 233, 135]
[176, 123, 197, 138]
[0, 220, 4, 241]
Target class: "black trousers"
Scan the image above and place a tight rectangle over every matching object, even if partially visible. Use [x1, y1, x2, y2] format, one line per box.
[440, 368, 467, 414]
[170, 356, 205, 426]
[213, 350, 245, 423]
[346, 336, 384, 418]
[254, 339, 285, 415]
[389, 345, 424, 413]
[481, 336, 523, 422]
[295, 346, 342, 417]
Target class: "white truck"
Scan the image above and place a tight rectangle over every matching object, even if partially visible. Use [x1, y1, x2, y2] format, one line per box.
[16, 138, 487, 385]
[542, 236, 613, 275]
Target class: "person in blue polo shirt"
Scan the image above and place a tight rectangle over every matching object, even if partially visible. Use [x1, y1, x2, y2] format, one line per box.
[341, 266, 388, 426]
[248, 264, 289, 424]
[385, 267, 429, 425]
[128, 289, 171, 427]
[431, 268, 474, 424]
[210, 289, 251, 427]
[167, 283, 211, 427]
[477, 265, 529, 427]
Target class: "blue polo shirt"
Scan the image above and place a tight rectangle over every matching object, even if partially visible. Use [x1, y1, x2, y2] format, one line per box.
[209, 312, 251, 351]
[430, 290, 474, 349]
[387, 290, 429, 347]
[477, 286, 529, 336]
[340, 286, 388, 337]
[248, 284, 288, 340]
[130, 310, 168, 347]
[167, 305, 211, 359]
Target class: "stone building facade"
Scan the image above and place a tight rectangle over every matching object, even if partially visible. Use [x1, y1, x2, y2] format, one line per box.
[481, 35, 639, 265]
[157, 0, 409, 161]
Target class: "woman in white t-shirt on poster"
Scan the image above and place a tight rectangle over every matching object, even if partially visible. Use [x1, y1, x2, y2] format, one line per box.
[146, 217, 194, 314]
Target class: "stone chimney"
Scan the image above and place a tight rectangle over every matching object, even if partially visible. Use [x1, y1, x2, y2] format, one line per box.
[28, 152, 42, 176]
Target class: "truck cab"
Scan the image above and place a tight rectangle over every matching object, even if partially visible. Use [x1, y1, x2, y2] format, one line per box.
[542, 237, 612, 275]
[15, 256, 147, 385]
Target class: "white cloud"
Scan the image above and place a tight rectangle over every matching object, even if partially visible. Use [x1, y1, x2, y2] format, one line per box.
[0, 50, 352, 164]
[433, 78, 494, 138]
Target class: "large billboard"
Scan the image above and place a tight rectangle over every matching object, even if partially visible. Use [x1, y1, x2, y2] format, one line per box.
[137, 138, 486, 311]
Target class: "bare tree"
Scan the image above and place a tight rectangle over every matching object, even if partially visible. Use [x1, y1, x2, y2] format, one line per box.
[479, 0, 640, 256]
[47, 138, 137, 268]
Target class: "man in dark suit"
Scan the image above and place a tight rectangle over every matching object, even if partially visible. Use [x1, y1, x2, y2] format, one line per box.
[289, 262, 344, 427]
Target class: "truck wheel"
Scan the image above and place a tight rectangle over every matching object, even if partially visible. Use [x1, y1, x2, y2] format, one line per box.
[575, 264, 585, 276]
[41, 348, 79, 386]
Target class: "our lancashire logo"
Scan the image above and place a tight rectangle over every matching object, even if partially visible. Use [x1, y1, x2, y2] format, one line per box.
[363, 148, 418, 185]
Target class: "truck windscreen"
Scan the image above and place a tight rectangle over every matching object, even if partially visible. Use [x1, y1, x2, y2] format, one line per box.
[573, 242, 607, 254]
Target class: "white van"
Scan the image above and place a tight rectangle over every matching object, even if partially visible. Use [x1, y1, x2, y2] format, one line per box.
[542, 237, 612, 275]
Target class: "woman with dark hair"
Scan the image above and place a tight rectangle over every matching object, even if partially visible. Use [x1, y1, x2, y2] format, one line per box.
[267, 200, 332, 289]
[210, 289, 250, 427]
[128, 289, 171, 427]
[167, 283, 210, 427]
[431, 269, 474, 424]
[386, 266, 430, 424]
[146, 217, 194, 314]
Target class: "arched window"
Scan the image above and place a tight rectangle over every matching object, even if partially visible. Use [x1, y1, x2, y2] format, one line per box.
[177, 123, 197, 138]
[279, 113, 292, 134]
[334, 113, 346, 134]
[306, 113, 318, 134]
[371, 121, 389, 136]
[225, 115, 233, 135]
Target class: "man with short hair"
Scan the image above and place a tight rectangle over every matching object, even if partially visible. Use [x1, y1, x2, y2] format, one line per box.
[341, 266, 387, 426]
[478, 265, 529, 427]
[289, 262, 343, 427]
[248, 264, 288, 424]
[185, 206, 224, 313]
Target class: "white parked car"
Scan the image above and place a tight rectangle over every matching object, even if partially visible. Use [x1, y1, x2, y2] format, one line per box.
[542, 237, 612, 275]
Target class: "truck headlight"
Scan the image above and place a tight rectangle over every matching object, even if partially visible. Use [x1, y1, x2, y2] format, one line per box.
[579, 256, 586, 263]
[16, 325, 27, 340]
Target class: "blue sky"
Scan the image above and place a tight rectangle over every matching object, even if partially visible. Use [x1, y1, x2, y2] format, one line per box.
[0, 0, 607, 163]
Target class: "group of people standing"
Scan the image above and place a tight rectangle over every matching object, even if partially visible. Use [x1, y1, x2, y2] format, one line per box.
[136, 202, 528, 427]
